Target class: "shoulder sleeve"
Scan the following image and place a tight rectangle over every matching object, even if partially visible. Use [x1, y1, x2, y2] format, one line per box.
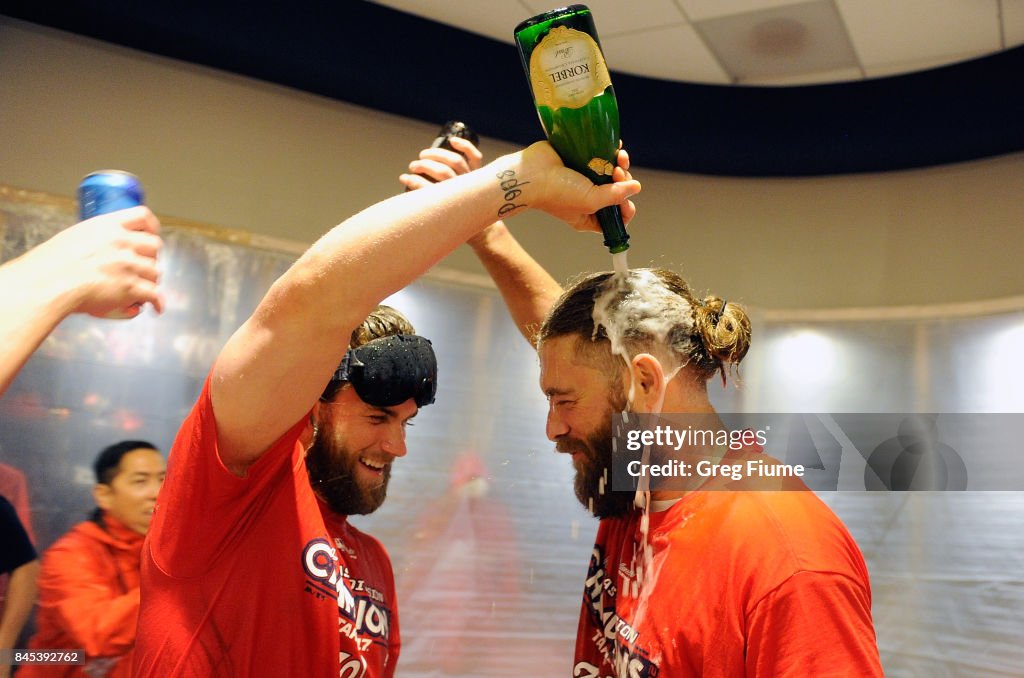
[745, 570, 884, 677]
[147, 375, 309, 577]
[0, 495, 36, 572]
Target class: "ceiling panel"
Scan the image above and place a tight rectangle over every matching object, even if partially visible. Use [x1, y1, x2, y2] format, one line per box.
[677, 0, 810, 22]
[366, 0, 1022, 85]
[863, 53, 977, 79]
[602, 24, 731, 83]
[746, 65, 862, 85]
[837, 0, 1002, 67]
[696, 1, 858, 82]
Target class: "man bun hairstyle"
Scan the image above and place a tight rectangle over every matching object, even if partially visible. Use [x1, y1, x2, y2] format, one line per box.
[539, 269, 751, 385]
[693, 295, 751, 382]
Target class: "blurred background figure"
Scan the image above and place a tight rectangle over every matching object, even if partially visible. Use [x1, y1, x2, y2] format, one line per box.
[398, 451, 523, 675]
[0, 458, 36, 645]
[0, 495, 38, 678]
[0, 461, 35, 544]
[21, 441, 164, 678]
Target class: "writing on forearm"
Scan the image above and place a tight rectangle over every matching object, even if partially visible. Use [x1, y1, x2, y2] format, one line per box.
[496, 170, 529, 217]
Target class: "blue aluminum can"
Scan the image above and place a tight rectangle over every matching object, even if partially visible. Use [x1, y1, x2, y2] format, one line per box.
[78, 170, 144, 220]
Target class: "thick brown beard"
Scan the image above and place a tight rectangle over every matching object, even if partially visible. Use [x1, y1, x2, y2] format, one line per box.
[566, 417, 634, 520]
[305, 433, 389, 516]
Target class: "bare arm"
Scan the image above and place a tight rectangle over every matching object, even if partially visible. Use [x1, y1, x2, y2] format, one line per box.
[0, 207, 163, 397]
[467, 222, 562, 344]
[402, 137, 637, 346]
[0, 559, 39, 678]
[213, 142, 641, 474]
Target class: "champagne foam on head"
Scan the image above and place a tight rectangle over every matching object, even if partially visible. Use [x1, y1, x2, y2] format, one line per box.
[592, 269, 694, 368]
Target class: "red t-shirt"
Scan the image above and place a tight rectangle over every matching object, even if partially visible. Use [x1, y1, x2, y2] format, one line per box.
[134, 378, 400, 677]
[573, 486, 883, 677]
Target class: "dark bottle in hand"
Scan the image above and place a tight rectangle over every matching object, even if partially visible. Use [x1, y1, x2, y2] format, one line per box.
[416, 121, 480, 184]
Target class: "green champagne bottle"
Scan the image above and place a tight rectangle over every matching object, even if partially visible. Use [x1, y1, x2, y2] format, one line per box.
[514, 5, 629, 254]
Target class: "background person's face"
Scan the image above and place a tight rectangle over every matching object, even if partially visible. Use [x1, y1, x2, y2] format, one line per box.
[94, 448, 166, 535]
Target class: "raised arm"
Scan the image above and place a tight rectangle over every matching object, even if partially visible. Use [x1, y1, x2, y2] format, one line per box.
[0, 207, 163, 398]
[468, 223, 563, 344]
[213, 142, 641, 474]
[401, 137, 637, 346]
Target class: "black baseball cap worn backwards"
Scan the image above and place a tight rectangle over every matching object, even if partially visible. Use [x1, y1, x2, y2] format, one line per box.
[330, 334, 437, 408]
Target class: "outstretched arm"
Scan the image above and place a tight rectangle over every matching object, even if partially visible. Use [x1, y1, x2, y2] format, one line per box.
[213, 142, 641, 474]
[401, 136, 637, 346]
[0, 207, 163, 397]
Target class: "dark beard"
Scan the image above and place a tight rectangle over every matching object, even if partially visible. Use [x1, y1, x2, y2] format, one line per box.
[563, 417, 634, 520]
[305, 434, 389, 516]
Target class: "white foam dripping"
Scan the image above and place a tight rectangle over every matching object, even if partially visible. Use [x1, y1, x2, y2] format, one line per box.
[591, 267, 696, 606]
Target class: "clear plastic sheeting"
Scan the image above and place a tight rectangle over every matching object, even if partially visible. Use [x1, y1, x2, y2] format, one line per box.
[1, 188, 1022, 676]
[824, 492, 1024, 676]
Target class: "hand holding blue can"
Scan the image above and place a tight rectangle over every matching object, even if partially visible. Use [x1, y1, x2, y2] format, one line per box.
[76, 171, 162, 319]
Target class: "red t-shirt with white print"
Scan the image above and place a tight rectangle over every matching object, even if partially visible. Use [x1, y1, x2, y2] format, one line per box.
[135, 377, 400, 678]
[573, 461, 882, 677]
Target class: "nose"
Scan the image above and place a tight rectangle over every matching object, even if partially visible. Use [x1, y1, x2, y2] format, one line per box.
[380, 425, 408, 458]
[145, 478, 163, 500]
[546, 404, 569, 442]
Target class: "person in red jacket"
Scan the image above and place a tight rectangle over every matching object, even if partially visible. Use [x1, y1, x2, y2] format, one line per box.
[22, 440, 165, 678]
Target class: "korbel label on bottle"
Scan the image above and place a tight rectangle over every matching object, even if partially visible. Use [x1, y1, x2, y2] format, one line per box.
[529, 26, 612, 110]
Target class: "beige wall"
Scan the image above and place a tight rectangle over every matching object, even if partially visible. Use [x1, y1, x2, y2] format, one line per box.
[2, 16, 1022, 309]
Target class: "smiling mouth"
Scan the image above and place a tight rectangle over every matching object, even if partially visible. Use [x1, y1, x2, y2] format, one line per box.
[359, 457, 388, 475]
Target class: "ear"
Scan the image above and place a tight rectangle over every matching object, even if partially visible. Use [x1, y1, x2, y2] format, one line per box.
[93, 483, 113, 512]
[301, 401, 322, 452]
[628, 353, 667, 413]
